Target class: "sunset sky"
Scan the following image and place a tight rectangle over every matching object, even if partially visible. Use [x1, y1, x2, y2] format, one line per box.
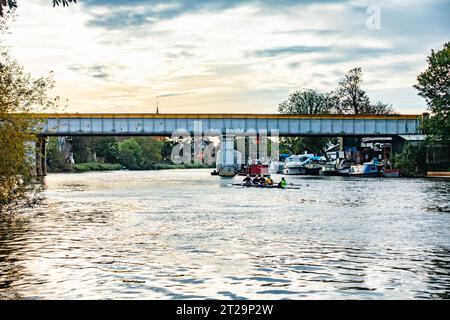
[3, 0, 449, 114]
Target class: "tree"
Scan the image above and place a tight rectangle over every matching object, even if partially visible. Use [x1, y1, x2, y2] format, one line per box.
[134, 137, 163, 168]
[66, 136, 92, 163]
[393, 142, 427, 177]
[46, 137, 71, 172]
[333, 67, 394, 115]
[278, 89, 334, 115]
[117, 139, 144, 170]
[0, 54, 57, 212]
[161, 139, 175, 163]
[278, 89, 335, 158]
[0, 2, 64, 212]
[414, 42, 450, 144]
[89, 137, 119, 163]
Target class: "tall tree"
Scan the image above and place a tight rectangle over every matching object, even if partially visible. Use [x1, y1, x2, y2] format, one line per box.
[278, 89, 336, 158]
[0, 54, 57, 212]
[414, 42, 450, 144]
[0, 1, 73, 212]
[333, 67, 394, 115]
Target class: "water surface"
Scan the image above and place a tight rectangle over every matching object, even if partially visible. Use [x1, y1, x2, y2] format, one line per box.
[1, 169, 449, 299]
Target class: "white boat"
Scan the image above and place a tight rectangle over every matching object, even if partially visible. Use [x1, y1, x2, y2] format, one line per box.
[283, 154, 326, 175]
[349, 160, 383, 177]
[335, 159, 354, 176]
[282, 154, 314, 175]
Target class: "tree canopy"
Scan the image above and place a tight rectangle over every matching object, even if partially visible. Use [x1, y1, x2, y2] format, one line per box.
[0, 54, 57, 212]
[277, 68, 395, 156]
[278, 89, 336, 158]
[414, 42, 450, 144]
[332, 67, 395, 115]
[278, 89, 334, 115]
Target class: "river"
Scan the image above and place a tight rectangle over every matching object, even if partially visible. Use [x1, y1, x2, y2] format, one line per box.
[1, 169, 449, 299]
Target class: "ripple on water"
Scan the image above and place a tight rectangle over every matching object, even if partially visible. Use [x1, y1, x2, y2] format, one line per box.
[1, 170, 450, 299]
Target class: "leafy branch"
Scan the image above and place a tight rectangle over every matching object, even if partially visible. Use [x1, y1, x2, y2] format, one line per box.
[52, 0, 77, 8]
[0, 0, 76, 16]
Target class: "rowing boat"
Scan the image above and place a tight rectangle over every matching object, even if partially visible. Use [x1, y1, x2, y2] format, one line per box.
[231, 183, 300, 190]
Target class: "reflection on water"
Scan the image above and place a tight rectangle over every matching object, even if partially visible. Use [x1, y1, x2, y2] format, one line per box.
[0, 169, 449, 299]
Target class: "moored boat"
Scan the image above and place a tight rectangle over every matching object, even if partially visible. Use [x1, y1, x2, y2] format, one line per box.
[383, 169, 400, 178]
[350, 162, 383, 177]
[283, 154, 325, 175]
[320, 164, 338, 176]
[335, 159, 354, 176]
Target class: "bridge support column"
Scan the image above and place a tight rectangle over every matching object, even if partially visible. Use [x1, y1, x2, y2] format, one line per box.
[35, 136, 47, 177]
[218, 134, 236, 177]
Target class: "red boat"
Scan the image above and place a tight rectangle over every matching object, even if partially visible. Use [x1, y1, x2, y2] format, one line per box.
[238, 164, 269, 176]
[383, 169, 400, 178]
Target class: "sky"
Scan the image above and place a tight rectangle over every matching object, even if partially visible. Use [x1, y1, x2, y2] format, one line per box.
[2, 0, 449, 114]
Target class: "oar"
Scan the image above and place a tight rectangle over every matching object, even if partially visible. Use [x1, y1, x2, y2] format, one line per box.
[287, 183, 311, 187]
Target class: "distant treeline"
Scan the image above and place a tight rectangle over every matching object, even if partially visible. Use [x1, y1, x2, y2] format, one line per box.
[47, 136, 213, 172]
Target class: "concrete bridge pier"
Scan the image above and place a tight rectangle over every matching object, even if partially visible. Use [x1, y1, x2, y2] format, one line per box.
[218, 134, 236, 177]
[35, 136, 47, 177]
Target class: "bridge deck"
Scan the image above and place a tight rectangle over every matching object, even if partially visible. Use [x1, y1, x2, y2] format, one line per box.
[35, 113, 422, 136]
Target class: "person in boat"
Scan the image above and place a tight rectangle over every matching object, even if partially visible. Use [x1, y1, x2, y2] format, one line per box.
[278, 177, 287, 188]
[243, 175, 252, 186]
[252, 175, 260, 185]
[265, 175, 274, 185]
[258, 175, 267, 185]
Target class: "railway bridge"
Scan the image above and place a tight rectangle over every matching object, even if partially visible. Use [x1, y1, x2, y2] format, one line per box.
[33, 113, 423, 176]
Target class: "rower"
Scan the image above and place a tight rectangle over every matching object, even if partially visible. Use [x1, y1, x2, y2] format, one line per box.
[252, 175, 260, 185]
[258, 175, 267, 185]
[243, 175, 252, 185]
[266, 175, 274, 185]
[278, 177, 287, 188]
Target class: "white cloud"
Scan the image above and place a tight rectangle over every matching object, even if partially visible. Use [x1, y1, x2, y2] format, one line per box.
[2, 0, 447, 113]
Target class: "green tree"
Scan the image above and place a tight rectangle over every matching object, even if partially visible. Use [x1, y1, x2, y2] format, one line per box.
[89, 137, 119, 163]
[118, 139, 144, 170]
[394, 143, 427, 177]
[67, 136, 91, 163]
[414, 42, 450, 144]
[134, 137, 163, 168]
[0, 53, 57, 211]
[278, 89, 335, 158]
[333, 67, 395, 115]
[46, 137, 71, 172]
[0, 3, 62, 212]
[278, 89, 334, 115]
[161, 139, 175, 163]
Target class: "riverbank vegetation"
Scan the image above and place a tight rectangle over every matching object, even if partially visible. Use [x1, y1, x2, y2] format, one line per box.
[72, 163, 124, 173]
[46, 136, 215, 173]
